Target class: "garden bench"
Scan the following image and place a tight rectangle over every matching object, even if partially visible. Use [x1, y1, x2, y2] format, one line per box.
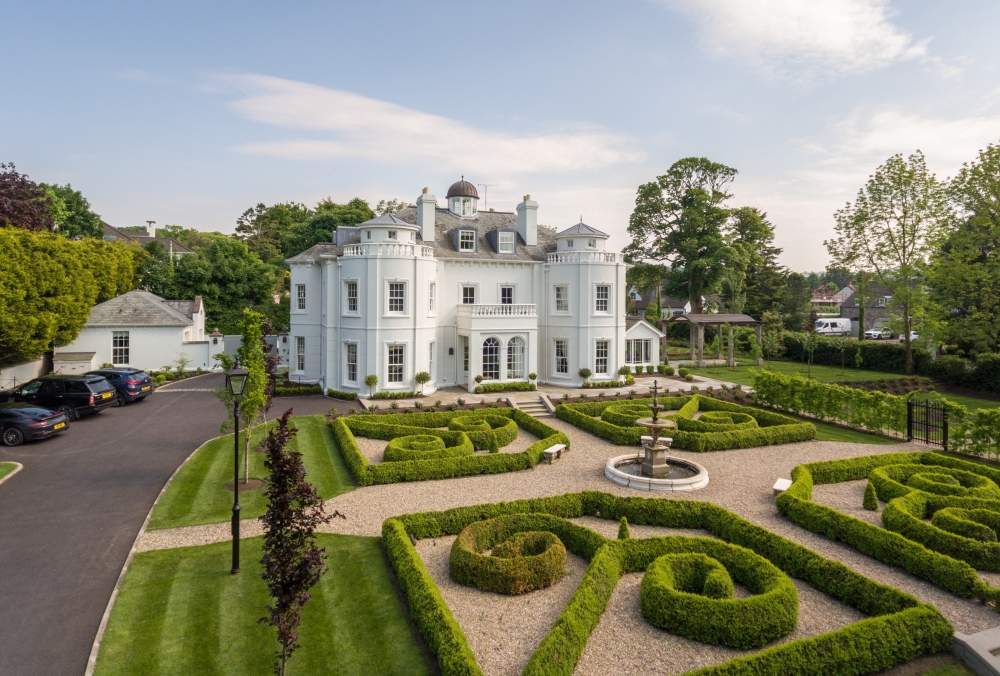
[543, 444, 566, 464]
[772, 478, 793, 495]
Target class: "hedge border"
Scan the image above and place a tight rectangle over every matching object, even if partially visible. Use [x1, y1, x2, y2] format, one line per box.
[332, 408, 569, 486]
[383, 491, 952, 676]
[474, 382, 537, 394]
[383, 433, 475, 462]
[776, 450, 1000, 606]
[557, 395, 815, 451]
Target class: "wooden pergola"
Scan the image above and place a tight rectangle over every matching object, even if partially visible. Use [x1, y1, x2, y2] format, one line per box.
[666, 313, 762, 368]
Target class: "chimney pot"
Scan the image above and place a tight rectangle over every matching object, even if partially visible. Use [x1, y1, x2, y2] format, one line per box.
[422, 187, 428, 194]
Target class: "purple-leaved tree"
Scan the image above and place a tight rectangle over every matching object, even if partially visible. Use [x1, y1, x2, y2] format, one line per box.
[258, 409, 332, 676]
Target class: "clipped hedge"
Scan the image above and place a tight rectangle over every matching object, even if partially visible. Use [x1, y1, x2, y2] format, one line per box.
[777, 451, 1000, 605]
[332, 408, 569, 485]
[384, 492, 952, 676]
[557, 395, 815, 451]
[781, 332, 933, 375]
[274, 384, 323, 396]
[640, 541, 798, 649]
[383, 433, 475, 462]
[447, 413, 518, 452]
[449, 514, 569, 595]
[326, 389, 359, 400]
[371, 390, 418, 399]
[473, 382, 536, 394]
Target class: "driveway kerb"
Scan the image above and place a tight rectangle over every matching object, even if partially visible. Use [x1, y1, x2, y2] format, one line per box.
[0, 462, 24, 487]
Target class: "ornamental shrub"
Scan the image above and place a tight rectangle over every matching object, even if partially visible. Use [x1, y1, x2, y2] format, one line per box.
[665, 366, 675, 376]
[657, 363, 667, 374]
[685, 374, 694, 382]
[370, 390, 417, 400]
[383, 433, 476, 462]
[618, 517, 630, 540]
[473, 381, 536, 394]
[326, 389, 359, 400]
[678, 367, 690, 378]
[646, 365, 654, 374]
[634, 365, 643, 375]
[864, 482, 879, 510]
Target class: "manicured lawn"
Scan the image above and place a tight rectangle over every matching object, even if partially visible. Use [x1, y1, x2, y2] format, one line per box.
[0, 462, 17, 481]
[683, 360, 906, 386]
[934, 391, 1000, 412]
[149, 415, 353, 530]
[810, 419, 901, 445]
[94, 534, 431, 676]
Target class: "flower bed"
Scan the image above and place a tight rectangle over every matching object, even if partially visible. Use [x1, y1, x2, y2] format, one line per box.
[556, 395, 815, 451]
[383, 491, 953, 676]
[330, 408, 569, 485]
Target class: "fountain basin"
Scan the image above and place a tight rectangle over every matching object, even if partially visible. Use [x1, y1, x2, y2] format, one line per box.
[604, 454, 709, 492]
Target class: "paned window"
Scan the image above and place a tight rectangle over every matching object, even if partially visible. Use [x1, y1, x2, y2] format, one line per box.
[462, 286, 476, 304]
[388, 230, 397, 240]
[555, 286, 569, 312]
[595, 285, 610, 313]
[429, 342, 435, 379]
[346, 343, 357, 382]
[347, 282, 358, 312]
[296, 284, 306, 310]
[567, 239, 574, 248]
[555, 340, 568, 374]
[506, 337, 525, 379]
[482, 338, 500, 380]
[388, 282, 405, 313]
[428, 283, 435, 312]
[366, 230, 371, 239]
[112, 331, 129, 365]
[460, 230, 475, 251]
[463, 341, 469, 372]
[296, 336, 305, 371]
[626, 339, 651, 364]
[588, 239, 596, 248]
[595, 340, 609, 374]
[388, 345, 404, 383]
[500, 286, 514, 305]
[499, 232, 515, 253]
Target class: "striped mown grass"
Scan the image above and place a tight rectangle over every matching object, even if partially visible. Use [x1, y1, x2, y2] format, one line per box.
[94, 534, 432, 676]
[148, 415, 354, 530]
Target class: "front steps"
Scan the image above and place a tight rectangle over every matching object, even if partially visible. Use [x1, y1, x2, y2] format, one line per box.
[511, 395, 554, 418]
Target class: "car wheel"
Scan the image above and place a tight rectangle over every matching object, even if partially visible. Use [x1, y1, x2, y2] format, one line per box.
[2, 426, 24, 447]
[114, 392, 126, 407]
[57, 405, 77, 422]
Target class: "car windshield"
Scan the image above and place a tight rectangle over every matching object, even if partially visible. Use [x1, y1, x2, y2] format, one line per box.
[814, 321, 825, 329]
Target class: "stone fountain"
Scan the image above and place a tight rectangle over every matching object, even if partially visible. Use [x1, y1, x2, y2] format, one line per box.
[604, 380, 709, 492]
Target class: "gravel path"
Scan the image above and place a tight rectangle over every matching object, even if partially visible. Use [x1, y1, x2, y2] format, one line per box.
[138, 416, 1000, 670]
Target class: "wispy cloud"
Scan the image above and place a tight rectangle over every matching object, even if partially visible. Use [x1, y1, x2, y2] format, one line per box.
[659, 0, 926, 79]
[212, 74, 642, 176]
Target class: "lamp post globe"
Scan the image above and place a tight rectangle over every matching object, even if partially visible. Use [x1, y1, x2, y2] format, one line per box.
[227, 358, 249, 575]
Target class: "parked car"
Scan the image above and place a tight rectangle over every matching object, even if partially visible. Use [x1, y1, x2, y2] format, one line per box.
[814, 318, 852, 336]
[0, 402, 68, 447]
[898, 331, 919, 343]
[864, 327, 894, 340]
[84, 368, 153, 406]
[4, 375, 117, 421]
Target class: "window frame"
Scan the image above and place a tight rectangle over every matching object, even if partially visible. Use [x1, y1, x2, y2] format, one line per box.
[295, 284, 306, 311]
[482, 337, 501, 380]
[295, 336, 305, 372]
[384, 279, 409, 316]
[344, 280, 359, 315]
[506, 337, 525, 380]
[594, 283, 611, 315]
[595, 339, 609, 375]
[498, 231, 515, 254]
[428, 282, 436, 315]
[500, 285, 514, 305]
[388, 230, 397, 240]
[429, 342, 435, 381]
[554, 339, 569, 376]
[553, 285, 570, 314]
[112, 330, 130, 365]
[387, 344, 405, 384]
[459, 230, 476, 251]
[567, 239, 574, 248]
[461, 285, 477, 305]
[345, 342, 358, 383]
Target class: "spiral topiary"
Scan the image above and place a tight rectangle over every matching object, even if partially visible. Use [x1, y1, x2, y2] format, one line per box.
[601, 403, 659, 427]
[383, 433, 475, 462]
[640, 544, 798, 649]
[450, 515, 567, 594]
[447, 413, 518, 452]
[676, 412, 759, 433]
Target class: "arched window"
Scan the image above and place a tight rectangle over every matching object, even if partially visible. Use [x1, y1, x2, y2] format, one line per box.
[506, 337, 525, 379]
[482, 338, 500, 380]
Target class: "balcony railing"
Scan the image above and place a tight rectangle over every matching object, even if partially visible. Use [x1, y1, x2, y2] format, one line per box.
[341, 243, 435, 258]
[457, 303, 537, 317]
[547, 251, 618, 263]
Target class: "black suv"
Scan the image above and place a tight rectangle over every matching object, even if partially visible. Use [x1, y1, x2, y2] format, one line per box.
[84, 368, 153, 407]
[6, 375, 117, 421]
[0, 402, 69, 446]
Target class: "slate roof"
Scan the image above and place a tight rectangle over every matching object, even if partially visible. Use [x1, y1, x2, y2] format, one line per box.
[359, 213, 416, 227]
[556, 221, 608, 237]
[84, 290, 201, 327]
[102, 222, 194, 254]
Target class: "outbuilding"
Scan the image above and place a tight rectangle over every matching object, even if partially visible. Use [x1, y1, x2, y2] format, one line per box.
[624, 317, 665, 370]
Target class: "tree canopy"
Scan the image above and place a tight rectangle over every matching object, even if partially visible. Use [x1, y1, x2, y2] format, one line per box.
[42, 183, 103, 238]
[1, 163, 55, 231]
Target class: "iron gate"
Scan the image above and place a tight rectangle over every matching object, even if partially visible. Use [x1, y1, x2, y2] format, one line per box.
[907, 399, 949, 450]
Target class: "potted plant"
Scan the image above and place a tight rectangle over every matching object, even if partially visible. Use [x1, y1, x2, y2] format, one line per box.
[618, 365, 632, 380]
[415, 371, 430, 395]
[578, 367, 592, 386]
[528, 372, 537, 382]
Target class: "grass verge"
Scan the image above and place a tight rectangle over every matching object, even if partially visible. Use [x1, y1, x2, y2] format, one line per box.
[682, 360, 905, 385]
[0, 462, 17, 481]
[94, 534, 431, 676]
[148, 415, 353, 530]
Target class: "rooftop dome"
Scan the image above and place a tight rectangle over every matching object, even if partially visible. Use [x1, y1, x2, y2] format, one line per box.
[446, 177, 479, 199]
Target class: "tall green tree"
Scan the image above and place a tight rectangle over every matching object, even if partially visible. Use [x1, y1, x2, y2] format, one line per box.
[171, 238, 275, 333]
[928, 142, 1000, 354]
[782, 272, 812, 331]
[288, 198, 374, 256]
[42, 183, 103, 238]
[624, 158, 737, 314]
[826, 151, 950, 373]
[727, 207, 786, 319]
[236, 202, 312, 265]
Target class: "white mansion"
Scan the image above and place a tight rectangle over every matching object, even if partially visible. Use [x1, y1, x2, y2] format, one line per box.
[287, 179, 650, 395]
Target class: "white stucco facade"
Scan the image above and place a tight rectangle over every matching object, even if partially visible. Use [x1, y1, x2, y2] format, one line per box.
[287, 183, 629, 395]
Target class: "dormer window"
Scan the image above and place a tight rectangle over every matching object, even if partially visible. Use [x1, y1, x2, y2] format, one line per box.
[450, 197, 477, 217]
[388, 230, 397, 240]
[567, 239, 574, 248]
[499, 232, 515, 254]
[459, 230, 475, 251]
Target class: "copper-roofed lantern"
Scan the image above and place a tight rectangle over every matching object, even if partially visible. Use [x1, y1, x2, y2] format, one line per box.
[447, 177, 479, 218]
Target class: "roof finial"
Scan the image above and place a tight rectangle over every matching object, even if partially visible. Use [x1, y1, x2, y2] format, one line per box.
[579, 215, 583, 223]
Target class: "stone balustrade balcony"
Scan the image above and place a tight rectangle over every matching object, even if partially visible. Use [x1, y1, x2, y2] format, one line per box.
[456, 303, 538, 332]
[546, 251, 618, 264]
[341, 243, 435, 258]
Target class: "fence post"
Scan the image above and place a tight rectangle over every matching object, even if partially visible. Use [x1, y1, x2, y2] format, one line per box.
[942, 406, 949, 452]
[906, 399, 913, 442]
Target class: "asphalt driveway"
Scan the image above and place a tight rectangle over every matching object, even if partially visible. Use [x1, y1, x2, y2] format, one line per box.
[0, 373, 337, 676]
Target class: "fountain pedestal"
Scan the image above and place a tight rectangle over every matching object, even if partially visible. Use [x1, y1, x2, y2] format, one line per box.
[636, 419, 676, 477]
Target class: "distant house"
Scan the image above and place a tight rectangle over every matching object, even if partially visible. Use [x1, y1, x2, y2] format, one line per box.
[54, 290, 224, 372]
[626, 286, 694, 317]
[839, 284, 894, 336]
[102, 222, 193, 259]
[812, 284, 854, 308]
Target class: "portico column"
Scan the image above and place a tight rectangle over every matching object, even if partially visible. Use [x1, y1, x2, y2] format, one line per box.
[689, 323, 696, 361]
[756, 324, 764, 366]
[727, 324, 735, 367]
[697, 324, 705, 368]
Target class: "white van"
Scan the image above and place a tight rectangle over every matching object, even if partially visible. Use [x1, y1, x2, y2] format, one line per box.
[814, 318, 852, 336]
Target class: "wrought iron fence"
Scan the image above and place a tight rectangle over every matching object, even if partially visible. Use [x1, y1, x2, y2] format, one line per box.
[907, 399, 949, 450]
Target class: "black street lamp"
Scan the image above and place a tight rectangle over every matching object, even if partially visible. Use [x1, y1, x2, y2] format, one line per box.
[226, 358, 249, 575]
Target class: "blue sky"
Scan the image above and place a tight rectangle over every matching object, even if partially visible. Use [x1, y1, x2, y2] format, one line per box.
[4, 0, 999, 270]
